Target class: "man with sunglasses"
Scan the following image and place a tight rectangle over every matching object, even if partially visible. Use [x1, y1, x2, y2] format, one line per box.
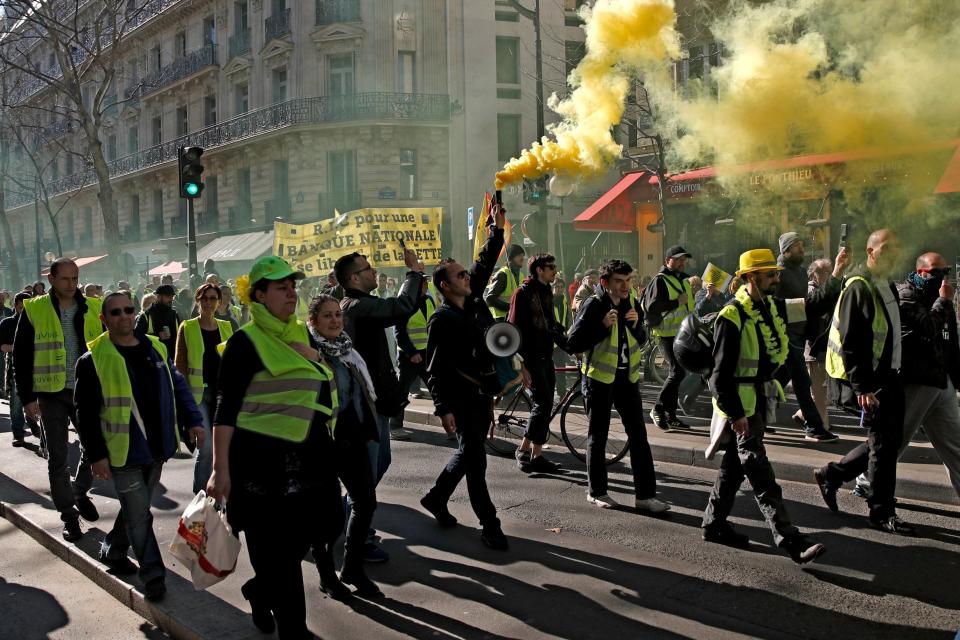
[75, 291, 204, 600]
[419, 201, 509, 551]
[509, 252, 568, 473]
[14, 258, 104, 542]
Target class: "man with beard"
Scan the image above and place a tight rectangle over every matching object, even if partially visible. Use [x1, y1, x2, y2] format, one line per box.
[135, 284, 180, 356]
[702, 249, 825, 563]
[775, 232, 843, 442]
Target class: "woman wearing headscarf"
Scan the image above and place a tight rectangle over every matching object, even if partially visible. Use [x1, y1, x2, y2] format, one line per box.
[206, 256, 340, 640]
[307, 294, 382, 598]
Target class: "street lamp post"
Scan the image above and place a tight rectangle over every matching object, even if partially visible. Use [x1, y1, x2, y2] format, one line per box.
[34, 175, 41, 280]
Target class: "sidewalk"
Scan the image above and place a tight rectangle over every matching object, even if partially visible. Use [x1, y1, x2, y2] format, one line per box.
[400, 393, 959, 506]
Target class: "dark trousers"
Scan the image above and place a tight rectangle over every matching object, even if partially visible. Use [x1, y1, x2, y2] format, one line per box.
[101, 461, 165, 583]
[241, 494, 319, 640]
[389, 353, 428, 430]
[584, 370, 656, 499]
[702, 395, 799, 546]
[318, 437, 374, 563]
[425, 394, 498, 527]
[37, 389, 93, 522]
[655, 336, 686, 416]
[524, 355, 555, 446]
[823, 374, 903, 520]
[775, 334, 824, 430]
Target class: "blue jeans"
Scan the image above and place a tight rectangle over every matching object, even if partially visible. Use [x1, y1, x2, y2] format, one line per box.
[192, 388, 214, 494]
[9, 381, 25, 439]
[101, 461, 166, 583]
[366, 414, 392, 487]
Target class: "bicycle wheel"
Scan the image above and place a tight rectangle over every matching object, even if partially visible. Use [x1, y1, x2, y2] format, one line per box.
[485, 387, 532, 456]
[645, 340, 670, 385]
[559, 390, 629, 465]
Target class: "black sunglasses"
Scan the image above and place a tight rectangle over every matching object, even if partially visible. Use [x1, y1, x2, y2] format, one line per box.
[351, 266, 373, 277]
[108, 306, 136, 317]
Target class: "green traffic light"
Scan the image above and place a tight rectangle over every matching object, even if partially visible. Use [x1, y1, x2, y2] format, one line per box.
[185, 183, 199, 196]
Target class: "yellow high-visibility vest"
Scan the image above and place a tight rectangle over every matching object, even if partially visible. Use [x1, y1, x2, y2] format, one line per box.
[23, 295, 103, 393]
[180, 317, 234, 403]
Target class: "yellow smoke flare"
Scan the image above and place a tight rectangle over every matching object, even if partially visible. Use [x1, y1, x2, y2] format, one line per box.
[494, 0, 679, 190]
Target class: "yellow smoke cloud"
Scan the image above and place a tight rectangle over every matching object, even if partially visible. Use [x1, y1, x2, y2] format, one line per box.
[494, 0, 679, 190]
[652, 0, 960, 171]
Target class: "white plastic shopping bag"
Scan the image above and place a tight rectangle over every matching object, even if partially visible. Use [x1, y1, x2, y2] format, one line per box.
[169, 491, 241, 590]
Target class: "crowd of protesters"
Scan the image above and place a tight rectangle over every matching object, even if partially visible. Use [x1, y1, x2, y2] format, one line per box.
[0, 199, 957, 638]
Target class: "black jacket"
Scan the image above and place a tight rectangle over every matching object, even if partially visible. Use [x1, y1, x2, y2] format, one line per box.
[831, 270, 898, 395]
[643, 266, 690, 325]
[14, 290, 100, 405]
[426, 227, 504, 416]
[897, 278, 960, 390]
[135, 302, 181, 355]
[509, 277, 568, 359]
[341, 270, 423, 416]
[567, 285, 646, 361]
[709, 296, 787, 420]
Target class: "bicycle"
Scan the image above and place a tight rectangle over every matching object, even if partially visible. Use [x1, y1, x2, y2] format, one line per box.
[640, 337, 670, 385]
[485, 362, 630, 465]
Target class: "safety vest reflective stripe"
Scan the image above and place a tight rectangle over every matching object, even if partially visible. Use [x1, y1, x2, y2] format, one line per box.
[89, 332, 178, 467]
[24, 295, 103, 393]
[825, 276, 888, 379]
[711, 302, 763, 419]
[236, 323, 337, 442]
[182, 318, 234, 403]
[652, 274, 695, 338]
[490, 266, 518, 319]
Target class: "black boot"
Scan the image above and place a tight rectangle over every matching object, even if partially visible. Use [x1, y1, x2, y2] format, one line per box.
[240, 579, 275, 633]
[315, 548, 352, 601]
[339, 547, 383, 598]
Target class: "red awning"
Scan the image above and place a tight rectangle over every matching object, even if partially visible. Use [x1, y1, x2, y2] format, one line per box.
[149, 260, 186, 276]
[934, 145, 960, 194]
[40, 254, 108, 276]
[573, 172, 649, 232]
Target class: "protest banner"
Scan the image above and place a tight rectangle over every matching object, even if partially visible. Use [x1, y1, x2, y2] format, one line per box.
[702, 262, 733, 292]
[273, 208, 443, 275]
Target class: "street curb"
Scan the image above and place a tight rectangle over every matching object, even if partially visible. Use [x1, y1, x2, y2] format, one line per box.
[401, 407, 959, 507]
[0, 500, 202, 640]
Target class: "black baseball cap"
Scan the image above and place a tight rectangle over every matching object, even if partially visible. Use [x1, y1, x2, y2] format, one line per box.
[665, 245, 692, 260]
[155, 284, 177, 297]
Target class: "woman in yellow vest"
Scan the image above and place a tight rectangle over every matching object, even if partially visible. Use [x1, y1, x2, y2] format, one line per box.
[206, 256, 340, 639]
[308, 294, 383, 599]
[215, 283, 242, 331]
[174, 283, 234, 494]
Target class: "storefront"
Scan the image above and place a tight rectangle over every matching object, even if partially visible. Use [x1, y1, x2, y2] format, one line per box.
[575, 139, 960, 278]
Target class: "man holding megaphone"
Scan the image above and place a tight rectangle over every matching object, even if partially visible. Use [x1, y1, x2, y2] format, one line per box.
[419, 198, 510, 552]
[567, 259, 670, 514]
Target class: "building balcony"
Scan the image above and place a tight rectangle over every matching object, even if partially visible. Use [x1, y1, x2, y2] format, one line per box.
[318, 191, 361, 218]
[43, 119, 75, 140]
[140, 43, 218, 97]
[229, 28, 251, 58]
[316, 0, 360, 25]
[4, 93, 452, 210]
[265, 8, 291, 41]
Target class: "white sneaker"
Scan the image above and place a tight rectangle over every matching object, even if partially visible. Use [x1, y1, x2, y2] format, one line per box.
[635, 498, 670, 514]
[587, 494, 620, 509]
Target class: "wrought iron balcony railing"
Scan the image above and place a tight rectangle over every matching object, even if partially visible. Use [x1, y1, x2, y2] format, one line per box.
[4, 93, 452, 209]
[140, 44, 218, 96]
[316, 0, 360, 25]
[265, 8, 291, 41]
[229, 28, 251, 58]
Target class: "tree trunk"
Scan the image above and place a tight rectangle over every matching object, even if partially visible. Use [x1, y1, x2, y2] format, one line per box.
[86, 129, 120, 282]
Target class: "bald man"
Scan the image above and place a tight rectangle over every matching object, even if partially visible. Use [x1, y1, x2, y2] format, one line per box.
[815, 229, 915, 534]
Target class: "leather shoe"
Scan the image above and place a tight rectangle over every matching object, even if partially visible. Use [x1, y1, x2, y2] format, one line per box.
[869, 515, 916, 536]
[75, 495, 100, 522]
[101, 555, 138, 575]
[481, 525, 509, 551]
[782, 535, 826, 564]
[62, 519, 82, 542]
[143, 577, 166, 601]
[813, 468, 839, 513]
[420, 495, 457, 528]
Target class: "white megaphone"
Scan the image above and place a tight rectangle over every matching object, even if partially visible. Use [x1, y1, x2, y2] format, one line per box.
[484, 321, 522, 357]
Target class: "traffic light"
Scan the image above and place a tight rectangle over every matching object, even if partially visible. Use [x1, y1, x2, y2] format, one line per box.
[178, 146, 205, 199]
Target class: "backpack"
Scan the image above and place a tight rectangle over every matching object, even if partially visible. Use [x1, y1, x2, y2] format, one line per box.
[673, 302, 748, 377]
